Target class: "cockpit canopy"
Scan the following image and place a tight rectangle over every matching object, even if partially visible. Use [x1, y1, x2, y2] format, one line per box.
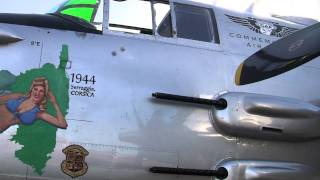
[50, 0, 220, 43]
[0, 0, 220, 44]
[51, 0, 103, 29]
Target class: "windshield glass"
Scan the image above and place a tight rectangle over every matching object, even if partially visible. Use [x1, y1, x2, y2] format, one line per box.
[50, 0, 103, 30]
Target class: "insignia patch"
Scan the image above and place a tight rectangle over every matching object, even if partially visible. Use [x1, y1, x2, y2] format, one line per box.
[225, 14, 299, 37]
[61, 145, 89, 178]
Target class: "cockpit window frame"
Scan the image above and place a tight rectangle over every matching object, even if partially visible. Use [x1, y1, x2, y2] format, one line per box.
[170, 1, 220, 44]
[102, 0, 221, 51]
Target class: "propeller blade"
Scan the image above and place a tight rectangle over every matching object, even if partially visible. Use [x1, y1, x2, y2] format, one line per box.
[235, 22, 320, 85]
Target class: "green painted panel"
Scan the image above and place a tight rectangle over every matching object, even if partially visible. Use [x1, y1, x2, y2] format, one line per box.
[65, 0, 97, 6]
[61, 7, 94, 22]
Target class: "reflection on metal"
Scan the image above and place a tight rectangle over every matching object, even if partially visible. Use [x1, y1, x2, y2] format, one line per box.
[149, 166, 228, 179]
[212, 92, 320, 141]
[215, 159, 320, 180]
[0, 29, 23, 44]
[61, 145, 89, 178]
[235, 22, 320, 85]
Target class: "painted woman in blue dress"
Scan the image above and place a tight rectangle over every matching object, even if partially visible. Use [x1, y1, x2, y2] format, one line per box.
[0, 77, 68, 133]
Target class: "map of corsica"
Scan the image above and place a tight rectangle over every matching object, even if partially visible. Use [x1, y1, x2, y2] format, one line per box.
[10, 45, 70, 175]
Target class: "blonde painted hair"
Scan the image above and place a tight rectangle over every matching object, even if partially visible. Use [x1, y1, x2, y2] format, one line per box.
[27, 77, 49, 111]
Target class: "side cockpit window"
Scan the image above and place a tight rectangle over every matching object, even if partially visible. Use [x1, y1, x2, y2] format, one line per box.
[109, 0, 153, 34]
[154, 2, 173, 38]
[157, 12, 173, 38]
[109, 0, 171, 36]
[174, 3, 220, 43]
[108, 1, 220, 44]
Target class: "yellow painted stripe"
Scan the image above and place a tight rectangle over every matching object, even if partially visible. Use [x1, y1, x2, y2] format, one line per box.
[235, 62, 244, 85]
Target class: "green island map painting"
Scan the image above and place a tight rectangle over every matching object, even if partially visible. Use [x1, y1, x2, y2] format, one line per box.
[0, 45, 70, 175]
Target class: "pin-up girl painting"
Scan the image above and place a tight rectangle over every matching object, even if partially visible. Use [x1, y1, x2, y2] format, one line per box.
[0, 77, 68, 133]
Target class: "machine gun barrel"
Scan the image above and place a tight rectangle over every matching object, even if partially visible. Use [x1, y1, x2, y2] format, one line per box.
[152, 92, 227, 109]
